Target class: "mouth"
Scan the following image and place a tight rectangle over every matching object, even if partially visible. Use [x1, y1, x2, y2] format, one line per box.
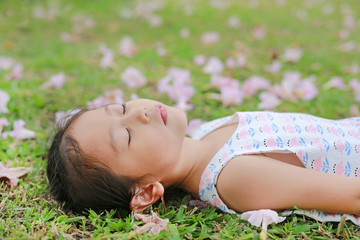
[159, 106, 167, 125]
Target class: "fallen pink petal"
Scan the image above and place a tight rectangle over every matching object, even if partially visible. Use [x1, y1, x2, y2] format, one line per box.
[241, 209, 286, 231]
[201, 31, 220, 45]
[242, 76, 271, 98]
[227, 15, 241, 28]
[220, 79, 243, 106]
[194, 55, 206, 66]
[258, 91, 281, 110]
[7, 63, 23, 80]
[180, 28, 190, 38]
[251, 25, 266, 40]
[121, 66, 147, 88]
[186, 118, 204, 138]
[323, 76, 345, 90]
[99, 43, 114, 69]
[0, 118, 9, 132]
[236, 54, 247, 68]
[0, 56, 16, 70]
[283, 46, 302, 63]
[0, 162, 32, 187]
[133, 210, 169, 235]
[339, 41, 356, 52]
[350, 105, 359, 117]
[0, 89, 10, 113]
[41, 72, 66, 89]
[2, 119, 36, 140]
[87, 89, 124, 109]
[266, 60, 282, 73]
[119, 36, 137, 57]
[203, 57, 224, 75]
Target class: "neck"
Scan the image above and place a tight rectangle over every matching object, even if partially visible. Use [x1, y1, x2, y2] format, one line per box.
[164, 137, 212, 198]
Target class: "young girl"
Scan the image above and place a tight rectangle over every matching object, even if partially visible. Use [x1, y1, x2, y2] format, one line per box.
[47, 98, 360, 225]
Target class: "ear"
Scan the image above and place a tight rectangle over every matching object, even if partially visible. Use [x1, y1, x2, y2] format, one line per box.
[130, 182, 164, 212]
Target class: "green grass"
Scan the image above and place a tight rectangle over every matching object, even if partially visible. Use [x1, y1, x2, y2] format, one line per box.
[1, 0, 360, 238]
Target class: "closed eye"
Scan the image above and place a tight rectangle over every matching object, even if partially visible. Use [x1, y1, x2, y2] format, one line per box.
[122, 103, 126, 114]
[126, 128, 131, 146]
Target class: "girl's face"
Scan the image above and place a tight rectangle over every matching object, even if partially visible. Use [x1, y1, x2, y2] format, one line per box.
[70, 99, 188, 180]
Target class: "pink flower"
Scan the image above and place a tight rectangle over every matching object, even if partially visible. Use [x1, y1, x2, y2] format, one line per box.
[272, 71, 318, 101]
[0, 56, 16, 70]
[121, 66, 147, 88]
[344, 15, 356, 29]
[157, 68, 194, 111]
[349, 78, 360, 102]
[210, 0, 229, 9]
[41, 72, 66, 89]
[0, 118, 9, 132]
[87, 89, 124, 109]
[350, 105, 359, 117]
[131, 93, 139, 100]
[210, 75, 232, 88]
[220, 79, 243, 106]
[119, 36, 137, 57]
[242, 75, 271, 98]
[301, 76, 318, 100]
[337, 29, 349, 40]
[225, 57, 236, 68]
[0, 162, 32, 187]
[156, 42, 167, 57]
[180, 28, 190, 38]
[193, 55, 206, 66]
[173, 100, 194, 111]
[99, 43, 114, 69]
[258, 92, 280, 110]
[120, 8, 133, 19]
[0, 90, 10, 113]
[186, 118, 204, 138]
[147, 15, 162, 27]
[266, 60, 282, 73]
[203, 57, 224, 75]
[2, 120, 35, 140]
[133, 210, 169, 235]
[227, 15, 241, 28]
[241, 209, 286, 231]
[236, 54, 247, 68]
[283, 46, 302, 63]
[201, 31, 220, 45]
[7, 63, 23, 80]
[72, 15, 95, 33]
[345, 63, 359, 75]
[251, 25, 266, 40]
[339, 41, 356, 52]
[323, 76, 345, 90]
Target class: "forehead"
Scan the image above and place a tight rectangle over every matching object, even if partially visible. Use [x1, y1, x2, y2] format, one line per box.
[69, 108, 116, 165]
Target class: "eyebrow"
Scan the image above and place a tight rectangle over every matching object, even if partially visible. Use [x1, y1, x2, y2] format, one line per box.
[104, 106, 119, 152]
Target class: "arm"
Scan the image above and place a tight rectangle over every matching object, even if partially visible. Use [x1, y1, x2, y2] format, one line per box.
[216, 155, 360, 214]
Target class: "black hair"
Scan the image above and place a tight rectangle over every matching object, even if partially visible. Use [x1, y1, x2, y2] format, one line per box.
[47, 109, 137, 213]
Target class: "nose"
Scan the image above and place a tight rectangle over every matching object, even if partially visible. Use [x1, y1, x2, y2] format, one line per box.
[135, 106, 150, 124]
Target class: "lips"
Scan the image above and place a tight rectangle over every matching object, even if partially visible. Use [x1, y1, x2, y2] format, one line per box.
[159, 106, 167, 125]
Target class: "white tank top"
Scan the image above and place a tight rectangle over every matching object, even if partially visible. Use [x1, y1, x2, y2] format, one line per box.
[192, 112, 360, 225]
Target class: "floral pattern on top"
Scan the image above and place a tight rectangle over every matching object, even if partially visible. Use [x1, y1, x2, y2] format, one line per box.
[193, 112, 360, 225]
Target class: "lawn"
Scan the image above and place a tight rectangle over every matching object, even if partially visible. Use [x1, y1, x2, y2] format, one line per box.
[1, 0, 360, 239]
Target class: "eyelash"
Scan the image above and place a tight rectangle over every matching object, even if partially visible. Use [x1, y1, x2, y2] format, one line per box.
[122, 103, 126, 114]
[122, 103, 132, 145]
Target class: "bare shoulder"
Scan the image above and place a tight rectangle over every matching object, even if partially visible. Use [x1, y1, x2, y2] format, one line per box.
[216, 154, 360, 214]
